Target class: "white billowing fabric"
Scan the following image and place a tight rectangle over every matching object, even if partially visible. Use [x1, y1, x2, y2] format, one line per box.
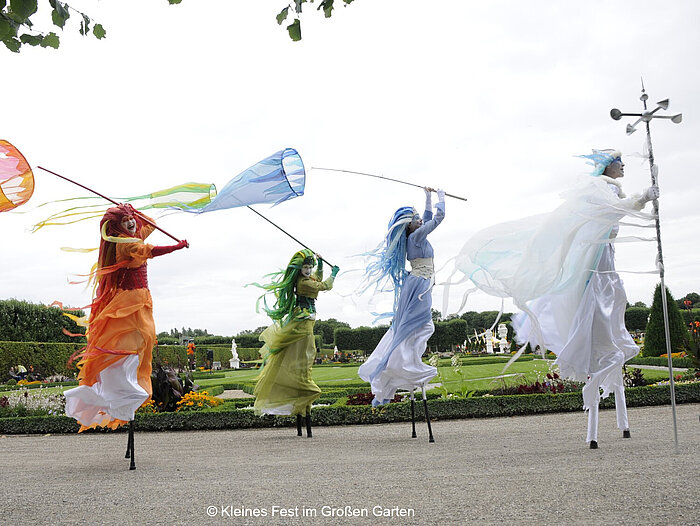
[451, 175, 653, 423]
[261, 404, 294, 416]
[453, 176, 650, 307]
[64, 354, 148, 425]
[359, 319, 437, 404]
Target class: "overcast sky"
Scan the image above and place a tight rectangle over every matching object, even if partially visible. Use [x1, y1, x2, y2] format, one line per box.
[2, 0, 698, 336]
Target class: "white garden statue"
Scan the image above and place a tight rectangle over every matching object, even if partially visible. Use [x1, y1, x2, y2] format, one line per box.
[229, 338, 240, 369]
[485, 329, 494, 354]
[497, 323, 509, 353]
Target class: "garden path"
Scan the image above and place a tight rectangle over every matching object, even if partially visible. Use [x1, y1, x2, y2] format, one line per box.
[1, 403, 698, 525]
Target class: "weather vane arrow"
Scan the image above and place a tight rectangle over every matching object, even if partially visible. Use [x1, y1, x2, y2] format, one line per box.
[610, 79, 683, 448]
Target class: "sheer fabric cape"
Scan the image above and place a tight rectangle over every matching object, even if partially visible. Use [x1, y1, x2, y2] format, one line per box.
[451, 176, 652, 378]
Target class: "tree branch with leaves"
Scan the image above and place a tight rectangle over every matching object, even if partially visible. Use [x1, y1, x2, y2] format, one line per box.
[277, 0, 355, 41]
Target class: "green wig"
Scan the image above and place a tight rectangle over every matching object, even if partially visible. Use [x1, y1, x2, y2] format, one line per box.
[252, 249, 316, 322]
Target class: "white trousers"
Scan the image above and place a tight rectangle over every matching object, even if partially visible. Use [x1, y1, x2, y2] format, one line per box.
[586, 383, 629, 443]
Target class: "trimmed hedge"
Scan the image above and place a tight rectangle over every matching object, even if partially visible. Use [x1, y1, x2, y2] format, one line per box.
[200, 385, 224, 397]
[0, 380, 78, 392]
[0, 341, 83, 382]
[0, 341, 264, 383]
[628, 356, 695, 369]
[2, 383, 698, 434]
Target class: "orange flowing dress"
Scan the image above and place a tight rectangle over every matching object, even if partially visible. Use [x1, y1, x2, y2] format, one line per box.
[64, 224, 156, 431]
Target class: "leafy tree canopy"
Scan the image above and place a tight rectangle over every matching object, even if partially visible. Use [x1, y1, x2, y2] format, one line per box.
[2, 0, 355, 52]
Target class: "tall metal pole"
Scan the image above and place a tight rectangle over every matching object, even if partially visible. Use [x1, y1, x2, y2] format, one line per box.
[610, 82, 682, 447]
[639, 85, 678, 448]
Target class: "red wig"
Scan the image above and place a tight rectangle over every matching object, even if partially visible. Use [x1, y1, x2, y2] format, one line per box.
[91, 204, 144, 316]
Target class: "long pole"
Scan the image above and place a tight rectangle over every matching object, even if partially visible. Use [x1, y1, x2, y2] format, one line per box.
[245, 205, 335, 268]
[639, 88, 679, 448]
[312, 167, 468, 201]
[37, 166, 182, 243]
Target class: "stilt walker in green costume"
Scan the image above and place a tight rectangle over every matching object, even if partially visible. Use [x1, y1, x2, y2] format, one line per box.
[252, 249, 339, 437]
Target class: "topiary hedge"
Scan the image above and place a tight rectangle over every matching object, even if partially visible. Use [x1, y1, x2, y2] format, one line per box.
[0, 341, 83, 382]
[2, 383, 698, 434]
[627, 356, 695, 369]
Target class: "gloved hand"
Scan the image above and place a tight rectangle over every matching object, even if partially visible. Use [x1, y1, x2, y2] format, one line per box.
[151, 239, 188, 257]
[641, 185, 660, 203]
[331, 266, 340, 278]
[437, 188, 446, 202]
[315, 254, 323, 271]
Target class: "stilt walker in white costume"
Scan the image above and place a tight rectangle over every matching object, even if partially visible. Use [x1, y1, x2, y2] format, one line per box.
[450, 150, 658, 448]
[358, 187, 445, 442]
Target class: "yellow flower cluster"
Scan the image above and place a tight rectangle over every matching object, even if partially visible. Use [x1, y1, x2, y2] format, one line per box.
[17, 380, 42, 386]
[175, 390, 222, 412]
[137, 399, 156, 414]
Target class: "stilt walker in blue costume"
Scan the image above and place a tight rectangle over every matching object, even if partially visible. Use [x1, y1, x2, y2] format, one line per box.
[358, 187, 445, 442]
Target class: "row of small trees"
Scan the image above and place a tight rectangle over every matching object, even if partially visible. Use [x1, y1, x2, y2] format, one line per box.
[2, 283, 697, 357]
[0, 299, 85, 343]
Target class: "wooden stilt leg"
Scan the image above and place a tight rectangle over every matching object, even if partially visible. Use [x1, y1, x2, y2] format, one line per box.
[296, 414, 303, 436]
[410, 391, 417, 438]
[422, 385, 435, 443]
[128, 420, 136, 470]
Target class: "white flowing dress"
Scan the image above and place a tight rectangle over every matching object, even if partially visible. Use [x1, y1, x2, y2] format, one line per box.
[451, 176, 652, 411]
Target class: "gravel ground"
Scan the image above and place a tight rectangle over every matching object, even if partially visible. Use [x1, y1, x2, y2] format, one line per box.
[1, 403, 698, 526]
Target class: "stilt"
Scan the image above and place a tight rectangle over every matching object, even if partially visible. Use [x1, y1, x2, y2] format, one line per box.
[305, 411, 312, 438]
[410, 391, 417, 438]
[296, 414, 303, 436]
[614, 383, 631, 439]
[421, 385, 434, 443]
[125, 423, 133, 459]
[128, 420, 135, 470]
[586, 397, 599, 448]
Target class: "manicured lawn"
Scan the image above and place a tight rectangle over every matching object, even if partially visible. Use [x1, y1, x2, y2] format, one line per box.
[0, 362, 682, 397]
[194, 359, 683, 393]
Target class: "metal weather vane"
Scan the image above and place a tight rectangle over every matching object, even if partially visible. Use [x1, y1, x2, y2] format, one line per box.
[610, 80, 683, 447]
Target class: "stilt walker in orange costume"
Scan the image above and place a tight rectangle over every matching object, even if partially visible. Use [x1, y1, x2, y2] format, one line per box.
[64, 203, 188, 469]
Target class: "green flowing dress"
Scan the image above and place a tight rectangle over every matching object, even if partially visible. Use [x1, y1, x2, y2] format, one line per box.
[253, 268, 334, 416]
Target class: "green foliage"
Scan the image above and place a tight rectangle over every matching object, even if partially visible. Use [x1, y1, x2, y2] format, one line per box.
[335, 325, 388, 352]
[644, 284, 689, 356]
[150, 364, 197, 412]
[314, 318, 350, 345]
[233, 333, 264, 348]
[427, 318, 467, 352]
[0, 341, 82, 382]
[460, 311, 514, 334]
[0, 0, 177, 51]
[276, 0, 356, 41]
[200, 384, 224, 397]
[336, 319, 469, 353]
[625, 306, 650, 332]
[627, 356, 695, 369]
[2, 383, 698, 434]
[0, 299, 85, 343]
[677, 292, 700, 309]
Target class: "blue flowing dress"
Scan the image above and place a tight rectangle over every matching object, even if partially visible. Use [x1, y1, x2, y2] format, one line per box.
[359, 200, 445, 405]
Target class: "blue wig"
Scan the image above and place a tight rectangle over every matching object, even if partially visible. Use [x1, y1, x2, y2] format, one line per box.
[578, 149, 622, 176]
[358, 206, 416, 316]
